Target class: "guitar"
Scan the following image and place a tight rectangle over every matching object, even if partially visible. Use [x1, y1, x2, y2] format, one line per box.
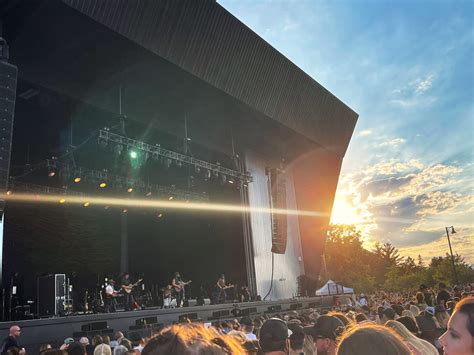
[122, 279, 143, 294]
[173, 280, 192, 293]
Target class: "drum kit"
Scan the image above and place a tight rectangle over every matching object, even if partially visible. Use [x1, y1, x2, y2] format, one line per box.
[161, 285, 179, 308]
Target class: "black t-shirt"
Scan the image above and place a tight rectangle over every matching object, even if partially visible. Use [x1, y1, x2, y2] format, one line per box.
[1, 336, 19, 355]
[437, 290, 450, 306]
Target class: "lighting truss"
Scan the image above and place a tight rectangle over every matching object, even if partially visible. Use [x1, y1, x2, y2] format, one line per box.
[8, 181, 86, 197]
[45, 160, 209, 202]
[98, 129, 253, 184]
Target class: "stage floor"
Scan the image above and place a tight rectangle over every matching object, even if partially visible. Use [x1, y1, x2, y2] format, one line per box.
[0, 296, 337, 352]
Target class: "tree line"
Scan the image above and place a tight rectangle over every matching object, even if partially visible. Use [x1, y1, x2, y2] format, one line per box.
[322, 224, 474, 293]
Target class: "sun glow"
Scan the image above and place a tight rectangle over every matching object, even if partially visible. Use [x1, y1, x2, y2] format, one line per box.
[330, 193, 363, 225]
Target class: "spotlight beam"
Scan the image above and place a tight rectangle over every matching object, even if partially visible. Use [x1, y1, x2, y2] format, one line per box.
[2, 192, 326, 218]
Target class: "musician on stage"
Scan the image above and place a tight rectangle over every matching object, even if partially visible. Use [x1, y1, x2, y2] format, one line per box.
[172, 272, 190, 308]
[104, 279, 117, 313]
[120, 273, 135, 311]
[216, 274, 228, 304]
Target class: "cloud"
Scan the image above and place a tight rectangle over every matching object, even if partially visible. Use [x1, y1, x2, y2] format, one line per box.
[378, 138, 406, 147]
[399, 230, 474, 264]
[334, 158, 473, 262]
[359, 129, 373, 137]
[413, 74, 435, 94]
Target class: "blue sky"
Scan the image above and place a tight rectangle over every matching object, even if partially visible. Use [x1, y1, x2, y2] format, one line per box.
[219, 0, 474, 263]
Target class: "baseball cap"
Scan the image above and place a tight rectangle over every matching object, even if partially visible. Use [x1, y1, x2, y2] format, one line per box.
[260, 318, 291, 340]
[425, 307, 435, 316]
[240, 316, 253, 326]
[63, 337, 74, 345]
[288, 323, 305, 340]
[304, 315, 345, 341]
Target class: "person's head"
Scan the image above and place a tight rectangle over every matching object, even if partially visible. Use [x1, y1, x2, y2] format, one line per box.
[240, 317, 254, 334]
[108, 280, 115, 285]
[67, 342, 86, 355]
[123, 273, 130, 279]
[39, 344, 52, 353]
[355, 313, 368, 323]
[304, 315, 344, 354]
[386, 320, 438, 355]
[392, 304, 404, 317]
[259, 318, 290, 353]
[416, 292, 425, 304]
[112, 345, 127, 355]
[4, 347, 20, 355]
[425, 306, 436, 317]
[9, 325, 21, 338]
[141, 323, 244, 354]
[174, 272, 180, 278]
[288, 324, 305, 351]
[401, 310, 416, 322]
[93, 344, 111, 355]
[92, 335, 103, 346]
[395, 316, 419, 334]
[119, 338, 132, 350]
[337, 324, 411, 355]
[114, 332, 124, 341]
[79, 337, 89, 346]
[382, 308, 397, 323]
[439, 296, 474, 355]
[435, 305, 450, 329]
[41, 351, 67, 355]
[327, 312, 351, 327]
[409, 304, 420, 316]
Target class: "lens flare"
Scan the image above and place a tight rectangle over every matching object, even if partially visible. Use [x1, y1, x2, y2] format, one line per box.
[2, 192, 326, 217]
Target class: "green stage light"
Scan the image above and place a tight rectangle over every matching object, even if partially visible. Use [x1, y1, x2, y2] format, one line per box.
[130, 150, 138, 159]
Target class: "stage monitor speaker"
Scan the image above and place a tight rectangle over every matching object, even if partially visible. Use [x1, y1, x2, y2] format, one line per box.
[267, 168, 288, 254]
[37, 274, 66, 317]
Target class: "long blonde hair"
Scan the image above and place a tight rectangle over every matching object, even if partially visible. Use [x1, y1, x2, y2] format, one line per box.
[385, 320, 438, 355]
[410, 305, 421, 316]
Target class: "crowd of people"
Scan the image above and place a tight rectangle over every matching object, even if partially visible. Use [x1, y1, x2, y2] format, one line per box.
[1, 283, 473, 354]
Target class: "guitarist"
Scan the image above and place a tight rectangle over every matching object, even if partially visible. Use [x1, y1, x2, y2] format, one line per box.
[215, 274, 232, 304]
[104, 279, 118, 313]
[172, 272, 191, 308]
[120, 273, 135, 311]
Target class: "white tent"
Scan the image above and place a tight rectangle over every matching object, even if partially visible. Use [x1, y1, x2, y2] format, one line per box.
[315, 280, 354, 295]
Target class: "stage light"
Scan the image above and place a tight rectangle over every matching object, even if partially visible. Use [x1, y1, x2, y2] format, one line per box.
[122, 208, 128, 213]
[48, 168, 56, 177]
[6, 191, 12, 195]
[146, 192, 152, 197]
[157, 213, 163, 218]
[176, 161, 183, 168]
[168, 196, 174, 201]
[83, 202, 90, 207]
[127, 187, 133, 193]
[74, 177, 81, 183]
[228, 179, 234, 184]
[59, 198, 66, 204]
[99, 182, 107, 188]
[129, 150, 138, 159]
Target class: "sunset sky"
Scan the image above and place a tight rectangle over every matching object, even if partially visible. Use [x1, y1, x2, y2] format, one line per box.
[219, 0, 474, 264]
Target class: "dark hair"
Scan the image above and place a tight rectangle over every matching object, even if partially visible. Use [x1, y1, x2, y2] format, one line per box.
[92, 335, 103, 346]
[396, 317, 419, 334]
[337, 324, 411, 355]
[329, 312, 351, 327]
[355, 313, 368, 323]
[392, 305, 404, 317]
[439, 282, 446, 289]
[259, 338, 287, 353]
[41, 351, 67, 355]
[416, 292, 425, 304]
[383, 308, 396, 321]
[454, 296, 474, 337]
[289, 334, 304, 351]
[66, 342, 85, 355]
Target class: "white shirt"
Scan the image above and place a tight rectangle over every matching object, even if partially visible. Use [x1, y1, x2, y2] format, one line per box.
[359, 297, 368, 306]
[105, 284, 115, 296]
[245, 332, 257, 340]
